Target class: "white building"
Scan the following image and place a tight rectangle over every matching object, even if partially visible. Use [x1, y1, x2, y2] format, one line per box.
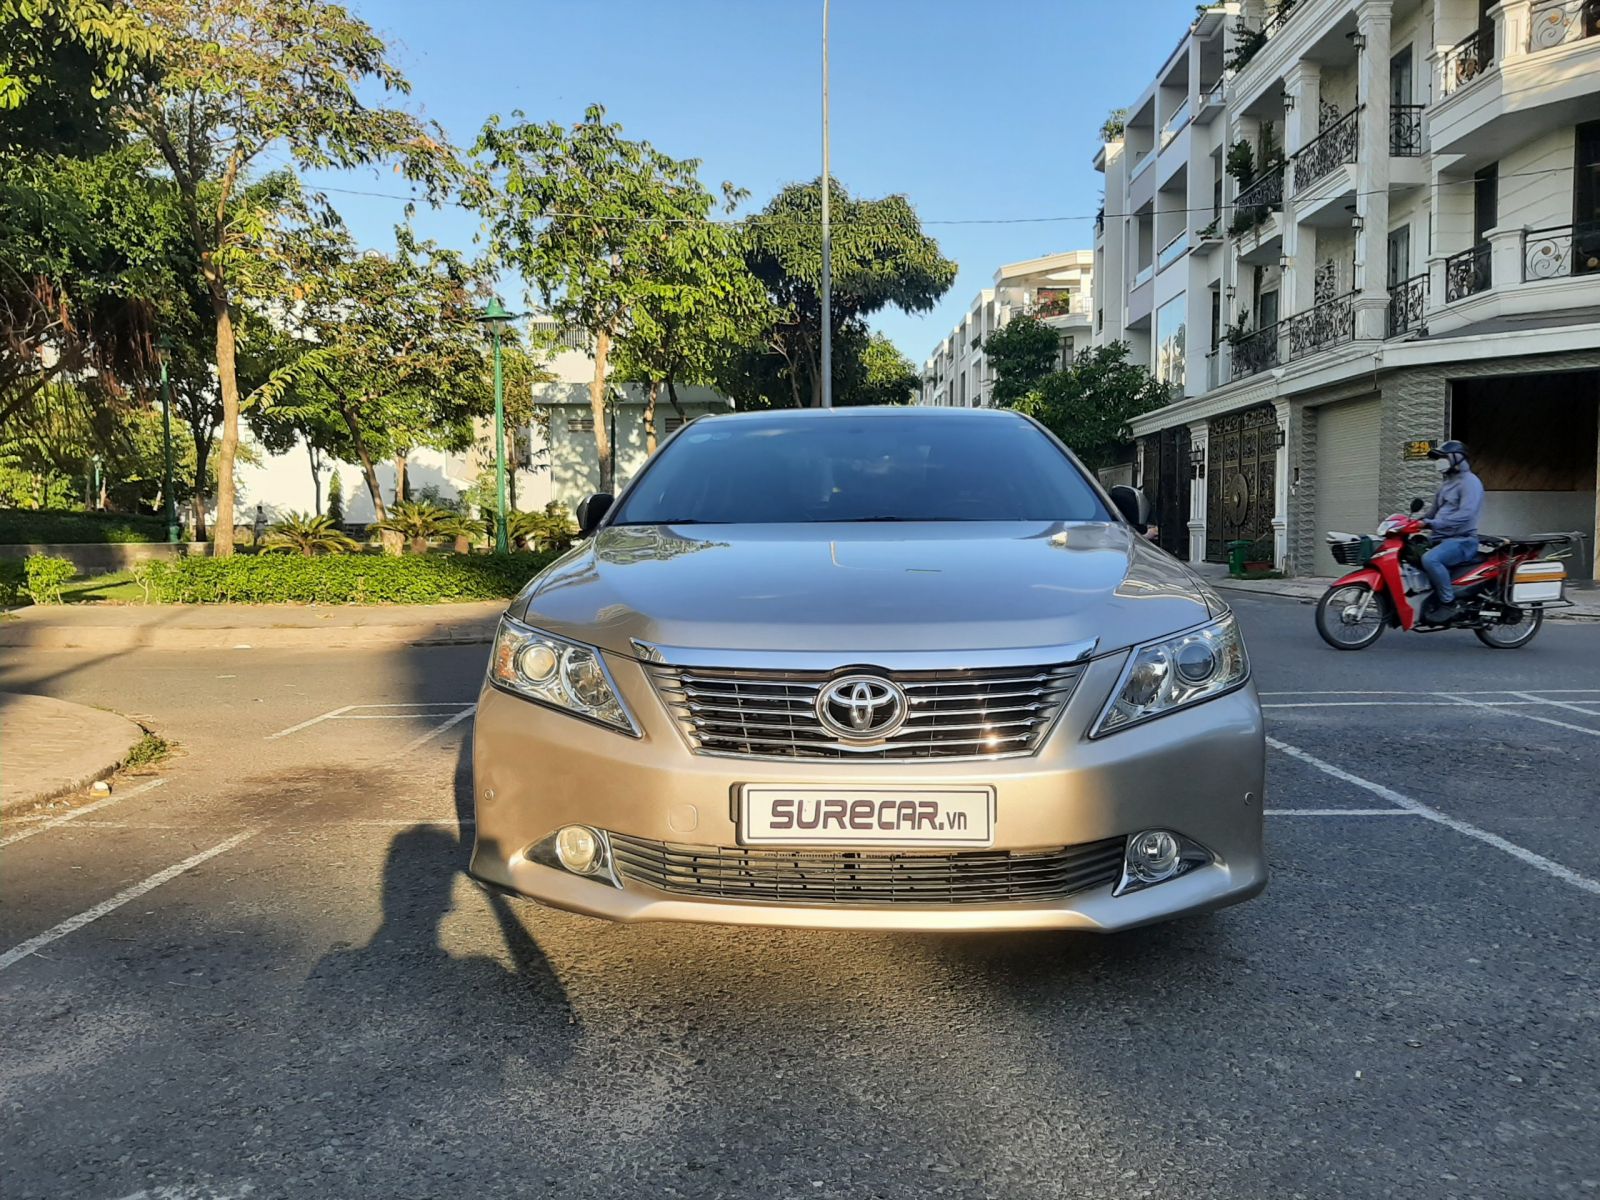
[919, 251, 1095, 408]
[1095, 0, 1600, 579]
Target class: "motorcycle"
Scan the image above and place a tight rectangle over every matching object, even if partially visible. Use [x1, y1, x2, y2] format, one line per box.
[1315, 500, 1580, 651]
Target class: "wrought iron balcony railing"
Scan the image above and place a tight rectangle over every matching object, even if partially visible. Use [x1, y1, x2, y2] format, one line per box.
[1285, 292, 1356, 361]
[1229, 324, 1280, 381]
[1231, 163, 1285, 237]
[1292, 108, 1360, 196]
[1390, 104, 1425, 156]
[1523, 220, 1600, 279]
[1528, 0, 1600, 51]
[1442, 27, 1494, 95]
[1444, 242, 1492, 302]
[1386, 273, 1428, 337]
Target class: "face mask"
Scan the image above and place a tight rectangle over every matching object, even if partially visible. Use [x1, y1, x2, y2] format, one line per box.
[1434, 458, 1452, 474]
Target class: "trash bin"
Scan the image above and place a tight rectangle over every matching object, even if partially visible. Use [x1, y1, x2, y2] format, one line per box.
[1227, 540, 1251, 576]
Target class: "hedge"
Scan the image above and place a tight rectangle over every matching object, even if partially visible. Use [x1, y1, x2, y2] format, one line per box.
[144, 551, 564, 605]
[0, 558, 24, 606]
[0, 509, 167, 544]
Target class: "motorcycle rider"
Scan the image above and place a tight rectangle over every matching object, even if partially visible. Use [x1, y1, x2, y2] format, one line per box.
[1419, 439, 1484, 622]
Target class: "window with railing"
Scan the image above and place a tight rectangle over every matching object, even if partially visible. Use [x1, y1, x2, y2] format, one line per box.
[1444, 242, 1492, 301]
[1292, 108, 1360, 196]
[1284, 292, 1355, 360]
[1158, 231, 1190, 271]
[1523, 220, 1600, 279]
[1528, 0, 1600, 51]
[1386, 274, 1428, 337]
[1229, 324, 1280, 380]
[1441, 27, 1494, 95]
[1390, 105, 1425, 156]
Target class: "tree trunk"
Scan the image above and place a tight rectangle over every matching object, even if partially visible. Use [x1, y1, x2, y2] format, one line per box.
[208, 273, 241, 556]
[644, 380, 660, 455]
[394, 454, 407, 505]
[190, 429, 211, 542]
[307, 442, 323, 515]
[339, 402, 400, 554]
[589, 327, 613, 490]
[665, 377, 686, 420]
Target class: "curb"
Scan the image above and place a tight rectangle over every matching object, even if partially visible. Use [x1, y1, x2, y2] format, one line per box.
[0, 694, 146, 816]
[0, 621, 500, 652]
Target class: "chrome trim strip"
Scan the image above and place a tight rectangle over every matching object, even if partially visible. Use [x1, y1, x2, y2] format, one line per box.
[628, 639, 1101, 671]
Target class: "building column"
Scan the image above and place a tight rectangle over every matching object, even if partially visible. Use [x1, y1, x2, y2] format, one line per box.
[1187, 420, 1209, 563]
[1487, 224, 1524, 292]
[1272, 400, 1292, 569]
[1354, 0, 1394, 341]
[1282, 62, 1322, 320]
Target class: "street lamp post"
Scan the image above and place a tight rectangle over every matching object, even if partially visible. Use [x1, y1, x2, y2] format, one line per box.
[478, 297, 514, 554]
[820, 0, 833, 408]
[156, 336, 181, 543]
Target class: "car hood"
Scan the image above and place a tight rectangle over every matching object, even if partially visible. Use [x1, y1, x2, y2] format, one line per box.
[511, 522, 1222, 660]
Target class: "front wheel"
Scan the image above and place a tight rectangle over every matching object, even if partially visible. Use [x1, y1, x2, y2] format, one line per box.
[1475, 606, 1544, 649]
[1316, 583, 1388, 651]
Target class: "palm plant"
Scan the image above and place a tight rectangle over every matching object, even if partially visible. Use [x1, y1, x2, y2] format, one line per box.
[263, 512, 360, 557]
[371, 500, 458, 555]
[509, 502, 579, 553]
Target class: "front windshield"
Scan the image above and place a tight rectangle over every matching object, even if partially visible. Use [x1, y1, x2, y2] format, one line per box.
[608, 413, 1112, 525]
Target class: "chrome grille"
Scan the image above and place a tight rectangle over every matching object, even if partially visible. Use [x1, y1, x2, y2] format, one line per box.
[609, 833, 1124, 906]
[648, 662, 1083, 760]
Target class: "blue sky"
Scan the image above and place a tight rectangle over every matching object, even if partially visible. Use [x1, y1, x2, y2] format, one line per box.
[314, 0, 1201, 366]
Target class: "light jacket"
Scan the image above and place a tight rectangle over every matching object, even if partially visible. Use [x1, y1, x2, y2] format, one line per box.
[1424, 464, 1484, 539]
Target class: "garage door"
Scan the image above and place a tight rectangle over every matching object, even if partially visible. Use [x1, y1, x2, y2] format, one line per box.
[1314, 396, 1382, 576]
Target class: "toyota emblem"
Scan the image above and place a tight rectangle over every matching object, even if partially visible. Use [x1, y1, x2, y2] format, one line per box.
[817, 674, 907, 742]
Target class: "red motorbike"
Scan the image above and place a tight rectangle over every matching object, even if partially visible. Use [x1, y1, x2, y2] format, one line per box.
[1315, 501, 1578, 651]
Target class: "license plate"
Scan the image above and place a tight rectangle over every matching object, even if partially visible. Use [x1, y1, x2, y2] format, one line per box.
[738, 785, 995, 847]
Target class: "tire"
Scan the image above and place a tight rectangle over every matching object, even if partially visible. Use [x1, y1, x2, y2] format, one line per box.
[1315, 583, 1388, 651]
[1475, 606, 1544, 649]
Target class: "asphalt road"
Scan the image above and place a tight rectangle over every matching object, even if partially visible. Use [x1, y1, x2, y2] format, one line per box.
[2, 593, 1598, 1200]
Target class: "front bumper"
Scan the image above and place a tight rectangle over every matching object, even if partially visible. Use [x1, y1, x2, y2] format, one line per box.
[469, 651, 1267, 933]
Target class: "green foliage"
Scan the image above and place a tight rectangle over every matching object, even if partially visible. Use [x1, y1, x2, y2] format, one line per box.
[262, 512, 360, 557]
[1225, 140, 1256, 184]
[326, 470, 344, 524]
[1004, 343, 1172, 471]
[23, 552, 74, 602]
[1100, 108, 1128, 142]
[509, 502, 578, 553]
[836, 333, 919, 407]
[142, 551, 562, 605]
[0, 557, 23, 605]
[122, 732, 171, 767]
[984, 316, 1065, 409]
[0, 508, 166, 543]
[371, 500, 465, 552]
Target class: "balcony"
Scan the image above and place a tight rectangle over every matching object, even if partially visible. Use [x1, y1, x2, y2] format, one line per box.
[1230, 163, 1285, 236]
[1229, 324, 1281, 381]
[1528, 0, 1600, 51]
[1197, 78, 1226, 123]
[1158, 230, 1190, 272]
[1390, 104, 1426, 156]
[1441, 26, 1495, 96]
[1132, 262, 1155, 289]
[1284, 291, 1355, 361]
[1523, 220, 1600, 279]
[1444, 242, 1492, 302]
[1160, 98, 1192, 147]
[1386, 273, 1429, 337]
[1291, 108, 1359, 198]
[1228, 0, 1302, 74]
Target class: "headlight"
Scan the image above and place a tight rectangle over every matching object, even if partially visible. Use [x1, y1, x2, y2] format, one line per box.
[1092, 613, 1249, 737]
[489, 617, 639, 735]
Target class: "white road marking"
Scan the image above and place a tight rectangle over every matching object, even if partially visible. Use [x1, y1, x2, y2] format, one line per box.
[399, 707, 475, 753]
[0, 779, 168, 849]
[1268, 737, 1600, 896]
[1511, 691, 1600, 718]
[1265, 808, 1422, 816]
[1435, 692, 1600, 737]
[264, 704, 354, 740]
[0, 828, 259, 972]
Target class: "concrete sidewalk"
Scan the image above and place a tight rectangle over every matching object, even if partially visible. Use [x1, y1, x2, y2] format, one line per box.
[1192, 563, 1600, 620]
[0, 600, 508, 651]
[0, 692, 145, 814]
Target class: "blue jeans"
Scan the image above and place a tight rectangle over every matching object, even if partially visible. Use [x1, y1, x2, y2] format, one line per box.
[1422, 535, 1479, 603]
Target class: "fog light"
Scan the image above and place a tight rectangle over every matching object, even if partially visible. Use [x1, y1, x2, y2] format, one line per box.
[1126, 829, 1182, 884]
[555, 824, 604, 875]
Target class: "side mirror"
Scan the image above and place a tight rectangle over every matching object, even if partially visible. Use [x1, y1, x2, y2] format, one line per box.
[1409, 497, 1425, 514]
[1109, 485, 1151, 531]
[576, 493, 614, 535]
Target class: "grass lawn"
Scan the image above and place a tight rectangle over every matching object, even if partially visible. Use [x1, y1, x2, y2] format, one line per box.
[59, 571, 149, 603]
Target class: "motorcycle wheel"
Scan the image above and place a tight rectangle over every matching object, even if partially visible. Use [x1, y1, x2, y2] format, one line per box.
[1315, 583, 1387, 651]
[1474, 606, 1544, 649]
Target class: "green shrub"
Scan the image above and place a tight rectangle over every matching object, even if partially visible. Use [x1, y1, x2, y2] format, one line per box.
[0, 509, 168, 544]
[144, 551, 564, 604]
[0, 558, 25, 606]
[24, 554, 75, 603]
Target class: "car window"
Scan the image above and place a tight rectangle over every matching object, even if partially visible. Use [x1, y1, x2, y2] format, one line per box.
[608, 414, 1111, 524]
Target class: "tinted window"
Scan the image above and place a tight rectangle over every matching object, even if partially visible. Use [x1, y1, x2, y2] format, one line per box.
[608, 414, 1111, 525]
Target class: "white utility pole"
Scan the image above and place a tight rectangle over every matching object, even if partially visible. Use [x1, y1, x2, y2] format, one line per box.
[819, 0, 833, 408]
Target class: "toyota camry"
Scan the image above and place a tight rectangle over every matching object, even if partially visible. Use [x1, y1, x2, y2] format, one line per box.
[470, 406, 1266, 932]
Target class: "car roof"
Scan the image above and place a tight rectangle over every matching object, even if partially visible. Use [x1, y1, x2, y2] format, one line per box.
[700, 406, 1025, 423]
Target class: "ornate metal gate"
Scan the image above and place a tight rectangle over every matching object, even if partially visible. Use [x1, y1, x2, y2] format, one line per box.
[1206, 404, 1278, 562]
[1140, 427, 1191, 560]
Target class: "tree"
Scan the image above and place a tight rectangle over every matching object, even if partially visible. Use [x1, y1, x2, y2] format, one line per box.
[1004, 343, 1173, 470]
[262, 511, 358, 556]
[471, 104, 723, 483]
[984, 315, 1063, 409]
[742, 179, 955, 407]
[326, 469, 344, 524]
[836, 332, 918, 407]
[120, 0, 458, 554]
